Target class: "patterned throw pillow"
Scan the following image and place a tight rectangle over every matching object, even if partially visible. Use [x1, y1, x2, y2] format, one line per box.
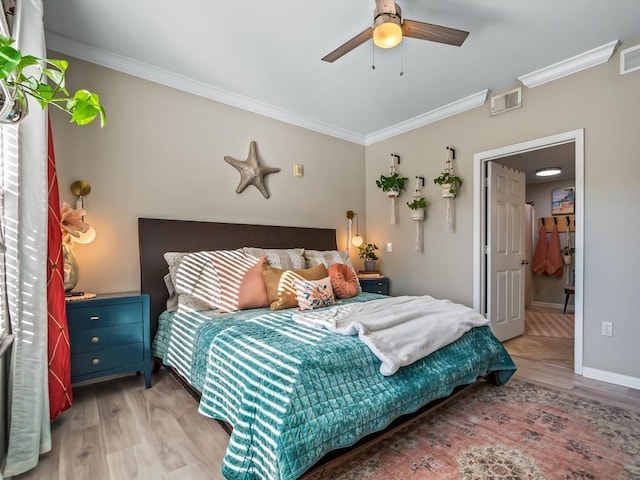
[303, 250, 362, 293]
[262, 263, 329, 311]
[295, 277, 335, 310]
[242, 247, 306, 270]
[328, 263, 359, 299]
[210, 252, 269, 313]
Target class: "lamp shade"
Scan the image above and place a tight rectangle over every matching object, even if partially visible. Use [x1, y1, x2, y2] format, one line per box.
[373, 20, 402, 48]
[351, 234, 364, 247]
[74, 225, 96, 245]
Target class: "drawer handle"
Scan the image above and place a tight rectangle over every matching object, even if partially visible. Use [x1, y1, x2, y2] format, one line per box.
[90, 316, 99, 321]
[90, 336, 99, 344]
[91, 358, 100, 366]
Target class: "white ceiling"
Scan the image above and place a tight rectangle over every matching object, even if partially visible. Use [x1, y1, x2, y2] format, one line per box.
[43, 1, 640, 144]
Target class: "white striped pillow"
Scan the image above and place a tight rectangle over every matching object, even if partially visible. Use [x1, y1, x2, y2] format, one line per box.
[166, 251, 222, 312]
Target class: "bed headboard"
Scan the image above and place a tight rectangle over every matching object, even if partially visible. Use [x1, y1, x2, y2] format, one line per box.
[138, 218, 338, 335]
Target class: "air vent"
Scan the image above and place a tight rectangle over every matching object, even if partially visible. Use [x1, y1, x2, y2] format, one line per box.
[490, 87, 522, 116]
[620, 44, 640, 75]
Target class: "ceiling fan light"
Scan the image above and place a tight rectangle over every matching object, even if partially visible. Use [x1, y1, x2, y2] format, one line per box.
[373, 16, 402, 48]
[536, 167, 562, 177]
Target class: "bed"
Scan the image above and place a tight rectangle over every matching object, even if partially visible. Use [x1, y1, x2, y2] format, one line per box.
[138, 218, 517, 480]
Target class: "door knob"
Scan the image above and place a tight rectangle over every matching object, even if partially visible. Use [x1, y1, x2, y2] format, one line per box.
[521, 259, 529, 265]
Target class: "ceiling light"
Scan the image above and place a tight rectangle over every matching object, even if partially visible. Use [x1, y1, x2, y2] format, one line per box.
[535, 167, 562, 177]
[373, 5, 403, 49]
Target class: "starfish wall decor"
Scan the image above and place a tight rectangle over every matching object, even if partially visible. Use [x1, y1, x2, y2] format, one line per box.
[224, 141, 281, 199]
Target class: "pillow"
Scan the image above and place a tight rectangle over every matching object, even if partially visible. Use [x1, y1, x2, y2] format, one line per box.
[295, 276, 335, 310]
[262, 263, 328, 311]
[303, 250, 362, 293]
[328, 263, 359, 299]
[164, 273, 178, 312]
[210, 252, 269, 313]
[165, 251, 221, 311]
[242, 247, 306, 270]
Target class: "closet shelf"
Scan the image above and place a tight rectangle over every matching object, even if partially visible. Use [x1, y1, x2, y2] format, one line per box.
[538, 214, 575, 233]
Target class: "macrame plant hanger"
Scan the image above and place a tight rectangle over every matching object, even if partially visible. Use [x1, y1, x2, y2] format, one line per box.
[389, 154, 400, 224]
[444, 147, 456, 232]
[411, 176, 425, 252]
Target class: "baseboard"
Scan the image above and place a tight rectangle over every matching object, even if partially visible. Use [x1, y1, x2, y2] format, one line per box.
[582, 367, 640, 390]
[530, 300, 574, 312]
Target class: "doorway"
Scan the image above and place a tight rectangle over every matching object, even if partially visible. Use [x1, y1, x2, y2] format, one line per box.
[473, 129, 584, 375]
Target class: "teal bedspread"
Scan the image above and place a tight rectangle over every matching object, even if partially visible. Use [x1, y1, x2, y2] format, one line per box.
[152, 293, 516, 480]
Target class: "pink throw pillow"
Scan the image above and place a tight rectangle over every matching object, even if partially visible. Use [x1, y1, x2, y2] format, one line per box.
[328, 263, 358, 299]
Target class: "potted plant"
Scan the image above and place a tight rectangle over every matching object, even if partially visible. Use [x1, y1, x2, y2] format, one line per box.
[562, 246, 575, 265]
[0, 36, 106, 126]
[358, 243, 379, 271]
[376, 173, 408, 198]
[407, 196, 427, 220]
[433, 171, 462, 198]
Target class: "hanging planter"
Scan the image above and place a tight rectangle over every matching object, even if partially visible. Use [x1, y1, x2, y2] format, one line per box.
[0, 35, 106, 126]
[376, 154, 408, 224]
[433, 147, 461, 232]
[407, 177, 427, 252]
[434, 175, 462, 198]
[376, 173, 408, 196]
[386, 185, 401, 198]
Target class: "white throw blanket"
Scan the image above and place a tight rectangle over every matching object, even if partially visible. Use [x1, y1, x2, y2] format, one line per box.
[292, 295, 489, 375]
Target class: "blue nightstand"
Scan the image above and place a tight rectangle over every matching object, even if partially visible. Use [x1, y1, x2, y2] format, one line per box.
[66, 292, 151, 388]
[358, 276, 390, 295]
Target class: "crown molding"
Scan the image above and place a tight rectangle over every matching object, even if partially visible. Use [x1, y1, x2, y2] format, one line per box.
[45, 31, 367, 145]
[364, 90, 489, 145]
[518, 40, 618, 88]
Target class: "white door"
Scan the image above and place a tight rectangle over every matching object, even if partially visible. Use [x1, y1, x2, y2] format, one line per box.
[487, 162, 526, 341]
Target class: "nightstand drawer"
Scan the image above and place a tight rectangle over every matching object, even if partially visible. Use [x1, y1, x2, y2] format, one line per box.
[70, 323, 143, 353]
[67, 302, 142, 331]
[359, 277, 390, 295]
[72, 343, 143, 377]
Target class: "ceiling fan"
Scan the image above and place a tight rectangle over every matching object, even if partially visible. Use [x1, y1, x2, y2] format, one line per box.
[321, 0, 469, 63]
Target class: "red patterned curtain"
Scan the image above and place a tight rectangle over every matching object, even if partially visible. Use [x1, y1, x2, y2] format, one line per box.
[46, 117, 73, 419]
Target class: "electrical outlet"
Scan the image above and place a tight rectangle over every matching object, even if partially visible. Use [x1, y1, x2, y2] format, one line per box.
[601, 321, 613, 337]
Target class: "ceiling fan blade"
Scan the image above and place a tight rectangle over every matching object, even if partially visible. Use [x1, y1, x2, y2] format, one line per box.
[321, 28, 373, 62]
[402, 19, 469, 46]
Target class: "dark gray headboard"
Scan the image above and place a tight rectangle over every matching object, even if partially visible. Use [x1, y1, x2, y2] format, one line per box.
[138, 218, 337, 336]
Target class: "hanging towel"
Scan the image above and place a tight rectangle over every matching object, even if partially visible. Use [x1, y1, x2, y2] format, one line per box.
[532, 223, 548, 275]
[546, 223, 564, 278]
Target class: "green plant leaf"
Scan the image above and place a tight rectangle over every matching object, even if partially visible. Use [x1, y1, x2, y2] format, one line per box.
[0, 45, 22, 79]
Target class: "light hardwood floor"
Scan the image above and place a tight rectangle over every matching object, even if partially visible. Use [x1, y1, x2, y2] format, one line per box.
[504, 307, 574, 369]
[16, 361, 640, 479]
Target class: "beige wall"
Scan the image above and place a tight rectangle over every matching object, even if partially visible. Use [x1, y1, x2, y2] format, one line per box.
[364, 39, 640, 380]
[50, 56, 366, 295]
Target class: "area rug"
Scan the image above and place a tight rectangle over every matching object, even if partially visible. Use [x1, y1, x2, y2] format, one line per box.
[526, 310, 574, 338]
[304, 380, 640, 479]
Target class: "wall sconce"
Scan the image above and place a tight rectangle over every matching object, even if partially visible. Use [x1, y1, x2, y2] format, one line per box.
[346, 210, 364, 248]
[70, 180, 96, 244]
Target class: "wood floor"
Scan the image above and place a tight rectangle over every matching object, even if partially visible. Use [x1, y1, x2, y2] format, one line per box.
[16, 360, 640, 479]
[504, 307, 574, 369]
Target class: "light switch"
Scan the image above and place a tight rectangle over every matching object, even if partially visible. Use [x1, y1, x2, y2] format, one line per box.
[293, 164, 304, 177]
[387, 242, 393, 252]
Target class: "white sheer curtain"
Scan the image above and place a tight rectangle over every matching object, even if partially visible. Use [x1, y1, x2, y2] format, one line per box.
[1, 0, 51, 477]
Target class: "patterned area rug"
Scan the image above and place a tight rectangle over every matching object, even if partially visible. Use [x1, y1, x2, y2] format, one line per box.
[526, 310, 574, 338]
[304, 380, 640, 479]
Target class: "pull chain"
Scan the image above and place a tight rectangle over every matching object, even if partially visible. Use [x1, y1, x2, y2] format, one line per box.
[399, 40, 404, 76]
[371, 41, 376, 70]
